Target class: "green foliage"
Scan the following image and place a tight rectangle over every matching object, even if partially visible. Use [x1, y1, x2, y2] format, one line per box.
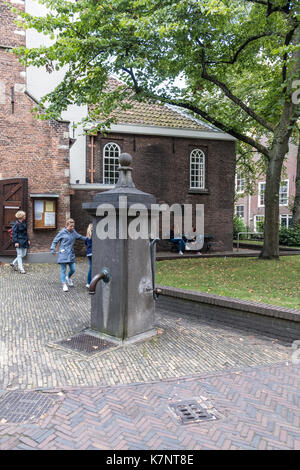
[256, 219, 265, 235]
[11, 0, 300, 137]
[233, 215, 247, 239]
[279, 225, 300, 247]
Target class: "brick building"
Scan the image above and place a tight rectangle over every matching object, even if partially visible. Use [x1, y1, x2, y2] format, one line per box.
[0, 0, 72, 259]
[71, 95, 236, 252]
[0, 0, 236, 259]
[235, 142, 298, 232]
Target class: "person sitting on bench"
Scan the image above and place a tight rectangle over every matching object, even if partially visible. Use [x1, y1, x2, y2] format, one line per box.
[185, 225, 204, 254]
[170, 225, 191, 255]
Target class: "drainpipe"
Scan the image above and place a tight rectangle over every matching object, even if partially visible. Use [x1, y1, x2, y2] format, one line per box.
[248, 194, 251, 230]
[89, 135, 94, 184]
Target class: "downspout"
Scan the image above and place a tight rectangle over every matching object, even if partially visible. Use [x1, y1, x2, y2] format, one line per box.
[248, 194, 251, 230]
[89, 135, 94, 183]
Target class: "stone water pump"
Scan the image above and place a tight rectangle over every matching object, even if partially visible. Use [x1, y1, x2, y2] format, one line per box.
[82, 153, 160, 343]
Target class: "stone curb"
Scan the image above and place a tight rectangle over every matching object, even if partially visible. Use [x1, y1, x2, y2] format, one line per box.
[157, 284, 300, 323]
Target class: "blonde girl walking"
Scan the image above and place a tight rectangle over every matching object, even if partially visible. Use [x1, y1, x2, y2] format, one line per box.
[85, 223, 93, 288]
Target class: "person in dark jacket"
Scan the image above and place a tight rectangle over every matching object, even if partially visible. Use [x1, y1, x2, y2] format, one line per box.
[50, 218, 87, 292]
[10, 210, 30, 273]
[170, 224, 190, 256]
[85, 223, 93, 288]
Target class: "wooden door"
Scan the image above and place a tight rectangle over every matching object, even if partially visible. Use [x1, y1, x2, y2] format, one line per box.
[0, 178, 28, 255]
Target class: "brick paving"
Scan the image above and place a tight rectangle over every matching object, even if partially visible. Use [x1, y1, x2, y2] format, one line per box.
[0, 363, 299, 450]
[0, 260, 299, 450]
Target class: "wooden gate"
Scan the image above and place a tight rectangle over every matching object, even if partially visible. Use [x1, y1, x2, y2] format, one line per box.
[0, 178, 28, 255]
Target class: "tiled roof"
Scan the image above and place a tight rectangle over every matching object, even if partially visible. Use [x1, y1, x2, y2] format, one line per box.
[91, 77, 219, 133]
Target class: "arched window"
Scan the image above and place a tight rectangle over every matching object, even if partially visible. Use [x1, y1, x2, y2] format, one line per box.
[103, 143, 121, 184]
[190, 149, 205, 189]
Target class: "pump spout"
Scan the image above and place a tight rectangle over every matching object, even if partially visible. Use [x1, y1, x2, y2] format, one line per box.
[89, 268, 111, 295]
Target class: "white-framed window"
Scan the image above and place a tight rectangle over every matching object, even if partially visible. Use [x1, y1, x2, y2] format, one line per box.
[235, 172, 245, 194]
[258, 182, 266, 207]
[190, 149, 205, 189]
[235, 205, 244, 219]
[280, 214, 293, 228]
[103, 142, 121, 184]
[254, 215, 264, 232]
[279, 180, 289, 206]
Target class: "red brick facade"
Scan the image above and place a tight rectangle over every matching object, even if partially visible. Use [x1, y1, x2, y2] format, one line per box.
[72, 133, 236, 252]
[0, 1, 71, 253]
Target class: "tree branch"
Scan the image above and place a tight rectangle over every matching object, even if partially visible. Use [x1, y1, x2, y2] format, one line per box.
[121, 67, 141, 92]
[205, 33, 276, 65]
[165, 99, 271, 158]
[198, 45, 275, 132]
[244, 0, 291, 15]
[282, 26, 297, 91]
[129, 85, 271, 158]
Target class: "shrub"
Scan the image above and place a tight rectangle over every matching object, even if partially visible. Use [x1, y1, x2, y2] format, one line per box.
[279, 225, 300, 246]
[254, 219, 264, 239]
[233, 215, 248, 239]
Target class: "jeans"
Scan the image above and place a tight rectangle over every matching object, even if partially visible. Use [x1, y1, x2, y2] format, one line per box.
[13, 248, 27, 270]
[170, 238, 186, 252]
[60, 262, 76, 284]
[87, 256, 92, 285]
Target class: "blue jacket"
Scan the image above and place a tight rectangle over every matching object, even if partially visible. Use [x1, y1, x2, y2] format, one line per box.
[12, 220, 29, 248]
[85, 237, 92, 256]
[50, 228, 87, 263]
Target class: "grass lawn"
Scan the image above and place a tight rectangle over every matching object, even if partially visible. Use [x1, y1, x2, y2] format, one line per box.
[156, 256, 300, 310]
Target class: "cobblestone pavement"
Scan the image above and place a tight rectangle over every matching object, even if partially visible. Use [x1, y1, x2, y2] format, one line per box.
[0, 261, 299, 450]
[0, 363, 299, 450]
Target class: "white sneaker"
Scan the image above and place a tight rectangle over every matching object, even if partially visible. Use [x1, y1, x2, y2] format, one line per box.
[179, 251, 183, 255]
[86, 284, 90, 288]
[63, 283, 69, 292]
[66, 276, 74, 287]
[19, 268, 26, 274]
[185, 245, 191, 250]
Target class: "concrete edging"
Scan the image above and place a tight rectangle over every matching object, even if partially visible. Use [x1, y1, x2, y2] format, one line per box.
[157, 284, 300, 342]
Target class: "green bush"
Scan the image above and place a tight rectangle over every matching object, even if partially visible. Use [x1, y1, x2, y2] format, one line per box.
[253, 219, 264, 239]
[233, 215, 248, 239]
[279, 225, 300, 246]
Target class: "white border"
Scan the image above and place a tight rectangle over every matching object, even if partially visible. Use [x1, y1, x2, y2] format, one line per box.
[88, 123, 236, 141]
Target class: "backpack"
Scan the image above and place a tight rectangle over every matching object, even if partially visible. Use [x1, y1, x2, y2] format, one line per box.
[8, 221, 19, 242]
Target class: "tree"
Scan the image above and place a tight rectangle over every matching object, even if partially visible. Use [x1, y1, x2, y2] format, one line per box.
[14, 0, 300, 258]
[291, 124, 300, 225]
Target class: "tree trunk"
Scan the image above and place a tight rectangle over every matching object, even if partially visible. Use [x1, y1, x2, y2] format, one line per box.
[260, 127, 294, 259]
[292, 134, 300, 226]
[260, 156, 282, 259]
[260, 23, 300, 259]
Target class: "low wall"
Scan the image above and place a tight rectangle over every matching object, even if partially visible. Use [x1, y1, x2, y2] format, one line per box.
[157, 285, 300, 343]
[233, 242, 300, 252]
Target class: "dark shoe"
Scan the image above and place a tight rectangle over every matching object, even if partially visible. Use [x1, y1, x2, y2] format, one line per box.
[10, 263, 17, 271]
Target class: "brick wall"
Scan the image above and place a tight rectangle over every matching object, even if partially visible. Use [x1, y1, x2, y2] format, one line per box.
[75, 133, 236, 251]
[0, 0, 71, 253]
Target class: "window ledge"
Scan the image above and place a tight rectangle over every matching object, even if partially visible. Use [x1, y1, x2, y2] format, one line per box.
[70, 184, 115, 190]
[188, 188, 209, 194]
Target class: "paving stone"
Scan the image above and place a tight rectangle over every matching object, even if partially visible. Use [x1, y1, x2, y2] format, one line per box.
[0, 262, 300, 449]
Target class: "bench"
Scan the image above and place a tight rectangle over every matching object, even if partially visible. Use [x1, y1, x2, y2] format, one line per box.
[169, 234, 215, 254]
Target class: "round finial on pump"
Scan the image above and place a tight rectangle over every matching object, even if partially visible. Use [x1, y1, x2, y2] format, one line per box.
[116, 153, 135, 188]
[119, 153, 132, 167]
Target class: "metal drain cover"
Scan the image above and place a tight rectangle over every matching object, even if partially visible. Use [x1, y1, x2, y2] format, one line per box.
[0, 392, 54, 424]
[170, 400, 218, 425]
[54, 333, 115, 356]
